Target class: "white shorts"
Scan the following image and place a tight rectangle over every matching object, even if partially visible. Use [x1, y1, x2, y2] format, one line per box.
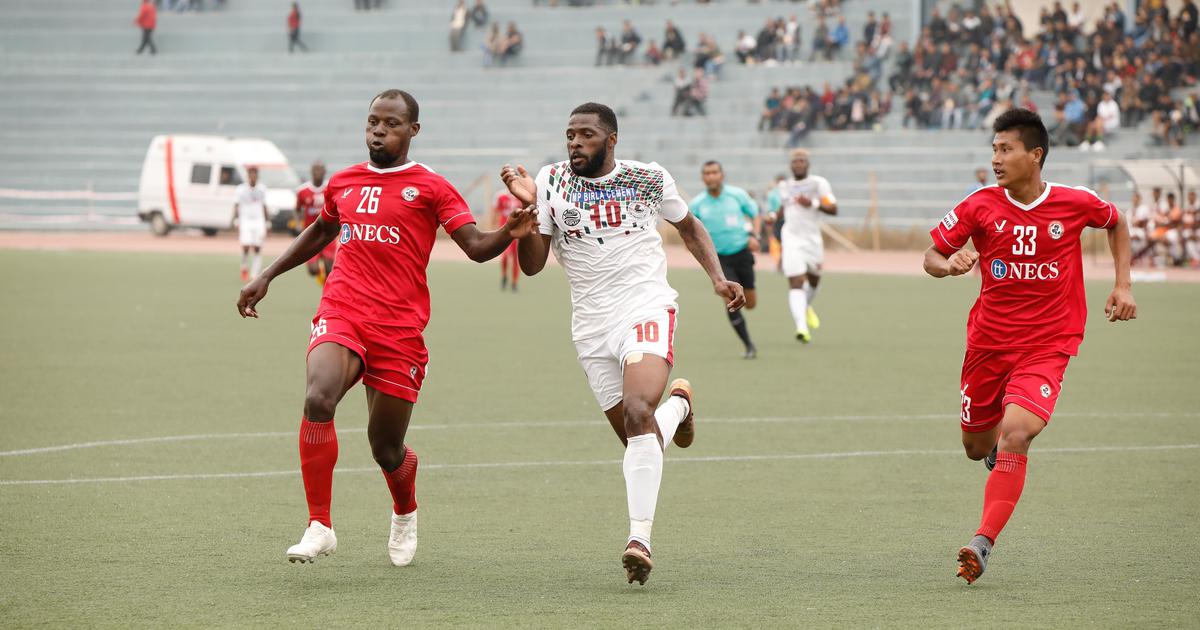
[781, 232, 823, 277]
[574, 307, 678, 411]
[239, 223, 266, 247]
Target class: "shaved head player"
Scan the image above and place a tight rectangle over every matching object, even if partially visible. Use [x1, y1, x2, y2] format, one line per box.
[237, 89, 536, 567]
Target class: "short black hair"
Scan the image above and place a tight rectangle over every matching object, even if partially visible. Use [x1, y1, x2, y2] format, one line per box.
[702, 160, 722, 172]
[993, 107, 1049, 167]
[570, 102, 618, 134]
[371, 89, 420, 123]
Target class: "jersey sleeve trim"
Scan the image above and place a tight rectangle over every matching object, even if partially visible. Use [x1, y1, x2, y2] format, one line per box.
[930, 224, 962, 255]
[441, 210, 476, 234]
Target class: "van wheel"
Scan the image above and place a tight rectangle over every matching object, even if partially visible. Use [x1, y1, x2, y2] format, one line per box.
[149, 212, 170, 237]
[201, 228, 218, 237]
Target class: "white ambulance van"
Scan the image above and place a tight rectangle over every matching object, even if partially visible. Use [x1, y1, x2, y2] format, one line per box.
[137, 135, 300, 236]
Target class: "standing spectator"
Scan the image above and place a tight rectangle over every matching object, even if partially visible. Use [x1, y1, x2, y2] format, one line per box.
[449, 0, 468, 52]
[663, 20, 686, 60]
[469, 0, 488, 29]
[687, 68, 710, 116]
[287, 3, 308, 54]
[595, 27, 613, 66]
[784, 15, 801, 62]
[134, 0, 157, 55]
[671, 67, 691, 116]
[863, 11, 878, 47]
[618, 20, 642, 65]
[498, 22, 523, 64]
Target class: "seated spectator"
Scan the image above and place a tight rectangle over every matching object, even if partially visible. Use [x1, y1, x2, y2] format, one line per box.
[671, 68, 691, 116]
[644, 39, 663, 66]
[1184, 190, 1199, 267]
[663, 20, 686, 59]
[693, 32, 724, 76]
[687, 68, 709, 116]
[449, 0, 468, 52]
[618, 20, 642, 65]
[830, 16, 849, 57]
[1128, 191, 1155, 265]
[810, 17, 829, 61]
[483, 23, 503, 66]
[1081, 90, 1121, 151]
[736, 30, 757, 65]
[1151, 193, 1185, 265]
[498, 22, 523, 64]
[759, 87, 782, 130]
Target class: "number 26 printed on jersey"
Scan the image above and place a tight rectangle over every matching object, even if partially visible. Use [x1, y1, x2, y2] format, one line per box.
[356, 187, 382, 214]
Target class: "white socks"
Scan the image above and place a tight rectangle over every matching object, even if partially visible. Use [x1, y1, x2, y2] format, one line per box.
[623, 433, 663, 550]
[788, 288, 809, 333]
[654, 395, 690, 448]
[804, 282, 818, 305]
[251, 253, 263, 277]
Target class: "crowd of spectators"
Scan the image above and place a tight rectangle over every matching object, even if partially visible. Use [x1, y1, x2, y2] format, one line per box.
[891, 1, 1200, 149]
[755, 5, 893, 143]
[753, 1, 1200, 150]
[1129, 187, 1200, 267]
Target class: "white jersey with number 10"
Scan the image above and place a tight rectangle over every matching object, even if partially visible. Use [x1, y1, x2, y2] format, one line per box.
[534, 159, 689, 341]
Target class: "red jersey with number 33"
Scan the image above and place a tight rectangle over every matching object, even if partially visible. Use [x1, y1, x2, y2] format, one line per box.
[320, 161, 475, 329]
[929, 183, 1118, 356]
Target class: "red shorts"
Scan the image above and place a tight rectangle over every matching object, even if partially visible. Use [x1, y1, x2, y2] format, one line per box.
[958, 349, 1071, 432]
[306, 311, 428, 403]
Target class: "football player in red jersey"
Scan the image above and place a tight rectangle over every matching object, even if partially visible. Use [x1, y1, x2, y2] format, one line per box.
[923, 108, 1137, 585]
[237, 89, 536, 567]
[294, 160, 334, 285]
[490, 189, 522, 291]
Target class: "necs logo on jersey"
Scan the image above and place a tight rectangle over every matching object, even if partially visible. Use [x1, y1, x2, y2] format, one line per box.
[990, 258, 1060, 281]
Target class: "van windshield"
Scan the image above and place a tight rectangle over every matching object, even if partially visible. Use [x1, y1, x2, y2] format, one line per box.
[255, 166, 301, 189]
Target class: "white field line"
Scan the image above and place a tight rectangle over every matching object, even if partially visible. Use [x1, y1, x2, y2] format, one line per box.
[0, 443, 1195, 487]
[2, 411, 1196, 458]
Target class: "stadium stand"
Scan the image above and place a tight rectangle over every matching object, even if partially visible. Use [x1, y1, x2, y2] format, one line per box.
[0, 0, 1196, 234]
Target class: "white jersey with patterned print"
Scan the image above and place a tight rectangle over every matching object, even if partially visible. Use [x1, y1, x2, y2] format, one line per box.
[777, 174, 836, 247]
[534, 159, 689, 341]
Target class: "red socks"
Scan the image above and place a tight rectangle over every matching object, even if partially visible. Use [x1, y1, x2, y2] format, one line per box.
[382, 447, 419, 516]
[976, 451, 1028, 543]
[298, 417, 338, 527]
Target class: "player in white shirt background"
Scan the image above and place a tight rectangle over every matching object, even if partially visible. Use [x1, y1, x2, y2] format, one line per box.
[771, 148, 837, 343]
[233, 165, 270, 282]
[500, 102, 744, 586]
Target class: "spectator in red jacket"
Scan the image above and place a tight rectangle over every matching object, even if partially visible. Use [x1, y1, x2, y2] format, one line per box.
[135, 0, 157, 55]
[288, 3, 308, 53]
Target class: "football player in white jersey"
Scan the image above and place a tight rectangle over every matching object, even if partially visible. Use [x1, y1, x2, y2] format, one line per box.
[773, 148, 837, 342]
[233, 166, 270, 283]
[500, 102, 744, 586]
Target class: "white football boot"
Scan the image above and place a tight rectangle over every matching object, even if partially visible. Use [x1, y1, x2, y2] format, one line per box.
[286, 521, 337, 563]
[388, 510, 419, 566]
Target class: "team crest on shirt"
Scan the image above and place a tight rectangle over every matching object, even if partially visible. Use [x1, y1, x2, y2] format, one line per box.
[1048, 221, 1064, 240]
[402, 186, 419, 202]
[629, 201, 651, 220]
[942, 210, 959, 229]
[409, 366, 418, 379]
[1040, 383, 1052, 398]
[562, 207, 582, 227]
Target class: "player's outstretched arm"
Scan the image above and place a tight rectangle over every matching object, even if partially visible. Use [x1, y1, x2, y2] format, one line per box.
[670, 212, 745, 311]
[499, 164, 552, 275]
[449, 205, 538, 263]
[923, 246, 978, 278]
[1104, 211, 1137, 322]
[236, 217, 339, 318]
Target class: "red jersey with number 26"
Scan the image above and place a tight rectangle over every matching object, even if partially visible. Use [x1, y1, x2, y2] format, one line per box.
[930, 183, 1118, 356]
[320, 161, 475, 329]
